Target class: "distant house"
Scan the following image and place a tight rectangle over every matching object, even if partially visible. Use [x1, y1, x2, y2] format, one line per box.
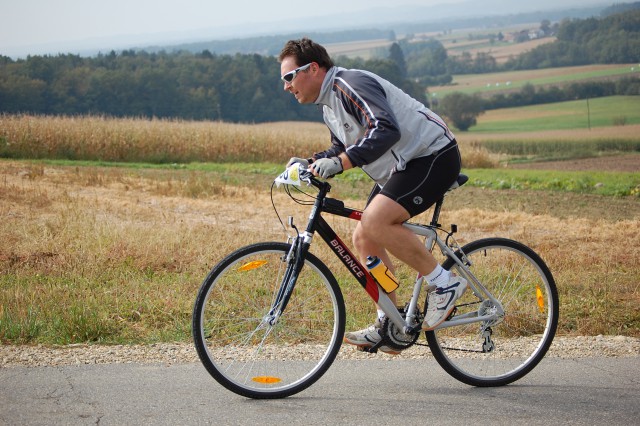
[503, 32, 517, 43]
[507, 29, 545, 43]
[528, 29, 546, 40]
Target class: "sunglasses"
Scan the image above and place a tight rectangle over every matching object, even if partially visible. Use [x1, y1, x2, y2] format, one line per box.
[281, 63, 312, 84]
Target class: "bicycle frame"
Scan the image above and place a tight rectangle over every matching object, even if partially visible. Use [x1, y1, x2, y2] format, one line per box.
[286, 175, 504, 336]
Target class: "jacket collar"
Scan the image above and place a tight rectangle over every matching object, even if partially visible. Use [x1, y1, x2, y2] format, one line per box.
[314, 66, 340, 106]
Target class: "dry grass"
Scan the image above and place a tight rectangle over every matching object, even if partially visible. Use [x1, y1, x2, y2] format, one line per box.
[325, 39, 393, 59]
[0, 115, 329, 163]
[0, 161, 277, 344]
[1, 159, 638, 344]
[0, 114, 498, 168]
[445, 37, 556, 64]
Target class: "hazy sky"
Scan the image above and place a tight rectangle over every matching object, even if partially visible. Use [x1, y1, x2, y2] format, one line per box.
[1, 0, 467, 53]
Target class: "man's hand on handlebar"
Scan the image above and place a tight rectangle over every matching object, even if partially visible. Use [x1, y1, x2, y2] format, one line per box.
[287, 157, 310, 169]
[310, 157, 343, 179]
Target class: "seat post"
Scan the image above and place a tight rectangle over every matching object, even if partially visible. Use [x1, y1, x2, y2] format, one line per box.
[430, 198, 444, 227]
[429, 173, 466, 228]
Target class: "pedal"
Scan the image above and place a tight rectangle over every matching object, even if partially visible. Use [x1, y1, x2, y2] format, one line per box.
[359, 341, 383, 354]
[446, 306, 458, 321]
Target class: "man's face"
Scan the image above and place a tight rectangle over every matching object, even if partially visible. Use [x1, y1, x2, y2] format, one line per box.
[280, 56, 320, 104]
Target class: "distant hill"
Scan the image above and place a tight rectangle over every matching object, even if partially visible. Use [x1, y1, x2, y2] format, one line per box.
[134, 3, 612, 57]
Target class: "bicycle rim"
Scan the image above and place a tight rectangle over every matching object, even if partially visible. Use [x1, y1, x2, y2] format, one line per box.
[430, 238, 559, 386]
[193, 242, 345, 398]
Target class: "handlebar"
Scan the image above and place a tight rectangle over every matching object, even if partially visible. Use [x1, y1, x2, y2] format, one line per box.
[275, 163, 331, 191]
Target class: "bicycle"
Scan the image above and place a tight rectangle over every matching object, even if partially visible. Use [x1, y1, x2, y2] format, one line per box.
[192, 163, 559, 399]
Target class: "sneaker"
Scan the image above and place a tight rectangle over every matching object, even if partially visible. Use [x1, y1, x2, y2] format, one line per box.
[343, 319, 401, 355]
[422, 276, 468, 331]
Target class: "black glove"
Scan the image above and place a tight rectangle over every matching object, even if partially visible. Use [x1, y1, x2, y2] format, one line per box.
[311, 157, 343, 179]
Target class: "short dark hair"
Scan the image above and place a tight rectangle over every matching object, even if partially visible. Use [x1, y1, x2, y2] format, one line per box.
[278, 37, 334, 69]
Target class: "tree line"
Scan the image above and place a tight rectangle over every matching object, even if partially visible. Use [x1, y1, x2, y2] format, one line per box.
[0, 51, 315, 122]
[504, 7, 640, 69]
[0, 8, 638, 123]
[395, 7, 640, 84]
[0, 48, 428, 122]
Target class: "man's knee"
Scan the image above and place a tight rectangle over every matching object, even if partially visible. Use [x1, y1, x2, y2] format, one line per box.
[360, 207, 403, 233]
[359, 209, 382, 238]
[352, 223, 366, 249]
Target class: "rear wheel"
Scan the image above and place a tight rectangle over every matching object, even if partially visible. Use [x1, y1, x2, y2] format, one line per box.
[427, 238, 558, 386]
[193, 242, 345, 398]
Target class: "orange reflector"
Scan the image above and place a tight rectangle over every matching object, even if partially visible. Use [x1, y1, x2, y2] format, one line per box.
[238, 260, 268, 272]
[536, 285, 545, 313]
[252, 376, 282, 384]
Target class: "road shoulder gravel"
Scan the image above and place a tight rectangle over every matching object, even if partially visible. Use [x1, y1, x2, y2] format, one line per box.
[2, 335, 638, 368]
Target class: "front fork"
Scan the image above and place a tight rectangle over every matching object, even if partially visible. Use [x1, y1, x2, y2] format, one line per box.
[265, 226, 311, 325]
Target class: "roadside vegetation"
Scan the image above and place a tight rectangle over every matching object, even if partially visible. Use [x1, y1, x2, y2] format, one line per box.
[1, 115, 638, 345]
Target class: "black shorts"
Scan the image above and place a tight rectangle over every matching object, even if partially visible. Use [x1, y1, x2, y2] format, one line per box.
[366, 140, 461, 218]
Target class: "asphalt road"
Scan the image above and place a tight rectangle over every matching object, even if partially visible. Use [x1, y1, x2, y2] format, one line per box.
[1, 357, 638, 425]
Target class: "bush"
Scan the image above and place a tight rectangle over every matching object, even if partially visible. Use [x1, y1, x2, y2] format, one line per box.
[438, 92, 485, 131]
[612, 116, 628, 126]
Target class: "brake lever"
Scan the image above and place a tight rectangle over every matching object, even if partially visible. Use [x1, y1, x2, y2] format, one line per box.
[298, 166, 314, 185]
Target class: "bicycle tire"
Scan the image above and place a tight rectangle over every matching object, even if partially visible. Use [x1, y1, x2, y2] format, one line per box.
[193, 242, 345, 399]
[428, 237, 559, 387]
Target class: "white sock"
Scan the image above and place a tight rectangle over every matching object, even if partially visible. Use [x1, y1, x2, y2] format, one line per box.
[377, 309, 386, 321]
[425, 265, 451, 288]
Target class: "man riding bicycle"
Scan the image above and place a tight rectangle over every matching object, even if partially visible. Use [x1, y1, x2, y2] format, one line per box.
[278, 37, 467, 354]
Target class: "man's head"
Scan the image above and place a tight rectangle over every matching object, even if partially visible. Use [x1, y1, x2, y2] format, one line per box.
[278, 38, 334, 104]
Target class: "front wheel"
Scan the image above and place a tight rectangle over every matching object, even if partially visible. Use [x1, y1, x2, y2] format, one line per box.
[192, 242, 345, 399]
[428, 238, 559, 387]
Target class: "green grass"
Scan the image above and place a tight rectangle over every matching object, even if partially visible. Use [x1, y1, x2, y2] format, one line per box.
[18, 157, 640, 198]
[467, 168, 640, 197]
[480, 140, 640, 162]
[431, 64, 640, 97]
[0, 270, 196, 345]
[469, 96, 640, 133]
[31, 158, 282, 173]
[47, 158, 640, 196]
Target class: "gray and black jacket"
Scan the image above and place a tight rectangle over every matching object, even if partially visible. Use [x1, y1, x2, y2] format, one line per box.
[313, 66, 455, 186]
